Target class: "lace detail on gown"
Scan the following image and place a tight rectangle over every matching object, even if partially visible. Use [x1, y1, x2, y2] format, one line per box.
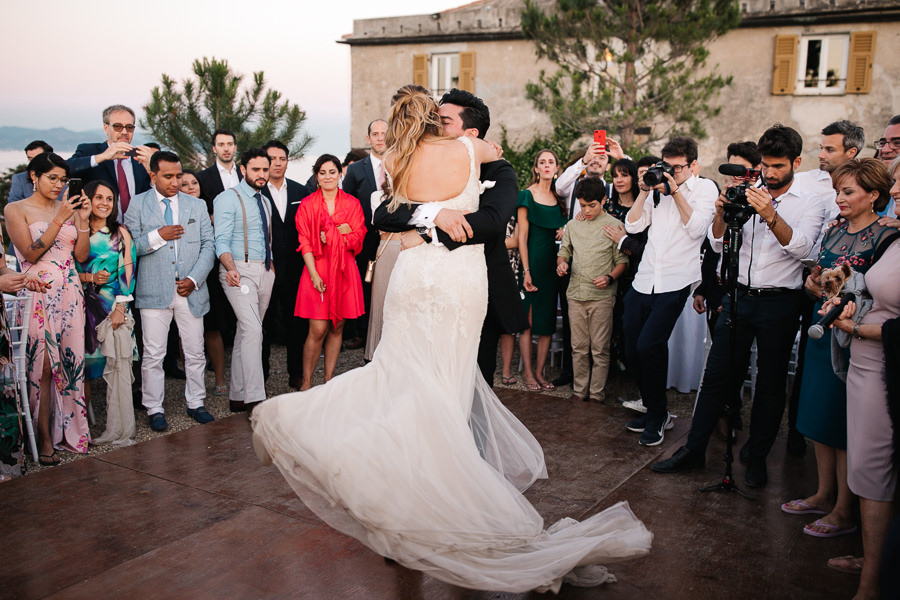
[251, 137, 652, 593]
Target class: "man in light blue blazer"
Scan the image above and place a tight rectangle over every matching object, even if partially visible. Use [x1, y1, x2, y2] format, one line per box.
[7, 140, 55, 203]
[125, 151, 216, 431]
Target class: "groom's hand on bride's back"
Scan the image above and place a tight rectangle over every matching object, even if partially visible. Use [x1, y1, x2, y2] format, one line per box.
[434, 209, 473, 243]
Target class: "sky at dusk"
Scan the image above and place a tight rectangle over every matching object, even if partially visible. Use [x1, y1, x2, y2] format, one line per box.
[0, 0, 457, 158]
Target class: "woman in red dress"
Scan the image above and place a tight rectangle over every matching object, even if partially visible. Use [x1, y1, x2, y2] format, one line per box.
[295, 154, 366, 390]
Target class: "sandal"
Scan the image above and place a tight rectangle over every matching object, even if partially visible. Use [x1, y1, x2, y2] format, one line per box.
[214, 385, 229, 396]
[38, 452, 60, 466]
[501, 376, 517, 386]
[803, 519, 858, 538]
[540, 381, 555, 390]
[524, 381, 542, 392]
[781, 499, 829, 515]
[827, 555, 863, 575]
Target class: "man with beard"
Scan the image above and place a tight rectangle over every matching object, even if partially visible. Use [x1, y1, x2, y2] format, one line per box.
[213, 148, 275, 413]
[651, 125, 824, 488]
[125, 151, 216, 431]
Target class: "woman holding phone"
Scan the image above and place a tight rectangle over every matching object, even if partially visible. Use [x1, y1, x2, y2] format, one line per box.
[3, 152, 91, 465]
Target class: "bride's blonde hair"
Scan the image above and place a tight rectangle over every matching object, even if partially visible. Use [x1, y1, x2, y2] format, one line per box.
[385, 86, 445, 212]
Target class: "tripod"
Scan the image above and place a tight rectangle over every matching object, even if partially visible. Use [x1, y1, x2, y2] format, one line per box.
[700, 214, 754, 500]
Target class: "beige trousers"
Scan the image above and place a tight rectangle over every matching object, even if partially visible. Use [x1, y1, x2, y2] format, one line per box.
[569, 296, 615, 400]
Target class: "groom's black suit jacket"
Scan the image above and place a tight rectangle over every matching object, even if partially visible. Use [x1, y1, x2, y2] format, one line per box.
[373, 159, 528, 335]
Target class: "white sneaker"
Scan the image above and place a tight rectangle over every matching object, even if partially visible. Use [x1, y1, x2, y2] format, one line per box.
[621, 398, 647, 414]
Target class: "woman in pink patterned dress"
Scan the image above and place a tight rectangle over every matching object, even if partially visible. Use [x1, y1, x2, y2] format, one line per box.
[4, 153, 91, 465]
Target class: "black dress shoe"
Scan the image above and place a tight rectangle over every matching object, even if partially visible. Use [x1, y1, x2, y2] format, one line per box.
[651, 446, 705, 473]
[739, 442, 750, 465]
[551, 373, 572, 387]
[787, 430, 807, 457]
[289, 377, 302, 390]
[230, 400, 247, 413]
[744, 459, 768, 488]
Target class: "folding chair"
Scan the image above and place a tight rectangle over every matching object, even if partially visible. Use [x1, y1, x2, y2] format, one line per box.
[3, 293, 38, 462]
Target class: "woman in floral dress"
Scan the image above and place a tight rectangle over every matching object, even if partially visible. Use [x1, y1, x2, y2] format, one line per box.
[3, 153, 91, 465]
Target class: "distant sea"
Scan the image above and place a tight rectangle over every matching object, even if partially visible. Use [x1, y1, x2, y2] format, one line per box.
[1, 150, 315, 184]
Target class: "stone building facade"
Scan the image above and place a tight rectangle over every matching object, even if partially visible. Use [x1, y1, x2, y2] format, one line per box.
[341, 0, 899, 171]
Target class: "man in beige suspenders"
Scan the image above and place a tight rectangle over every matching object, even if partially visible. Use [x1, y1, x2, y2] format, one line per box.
[213, 148, 276, 413]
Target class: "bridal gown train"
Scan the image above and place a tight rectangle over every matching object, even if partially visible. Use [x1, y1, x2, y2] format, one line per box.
[251, 137, 652, 593]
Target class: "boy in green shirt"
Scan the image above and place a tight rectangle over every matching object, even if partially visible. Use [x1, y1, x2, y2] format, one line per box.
[556, 177, 628, 403]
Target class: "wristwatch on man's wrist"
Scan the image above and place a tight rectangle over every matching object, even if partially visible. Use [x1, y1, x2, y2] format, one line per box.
[416, 226, 433, 243]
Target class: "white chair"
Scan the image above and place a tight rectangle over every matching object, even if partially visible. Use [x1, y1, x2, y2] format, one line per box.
[3, 293, 38, 462]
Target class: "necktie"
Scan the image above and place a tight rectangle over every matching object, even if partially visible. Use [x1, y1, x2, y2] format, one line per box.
[117, 159, 131, 215]
[161, 197, 173, 226]
[254, 193, 272, 270]
[375, 161, 385, 191]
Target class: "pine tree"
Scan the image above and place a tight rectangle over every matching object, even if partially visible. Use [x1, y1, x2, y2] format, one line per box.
[142, 57, 313, 169]
[521, 0, 741, 151]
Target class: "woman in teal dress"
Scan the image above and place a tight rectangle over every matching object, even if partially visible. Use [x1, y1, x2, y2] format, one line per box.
[787, 159, 897, 538]
[75, 181, 137, 443]
[517, 150, 568, 391]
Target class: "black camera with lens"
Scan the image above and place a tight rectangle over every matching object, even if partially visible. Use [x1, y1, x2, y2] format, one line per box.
[718, 164, 763, 226]
[642, 162, 675, 194]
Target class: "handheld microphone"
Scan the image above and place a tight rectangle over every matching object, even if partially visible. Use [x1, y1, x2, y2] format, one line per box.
[808, 292, 854, 340]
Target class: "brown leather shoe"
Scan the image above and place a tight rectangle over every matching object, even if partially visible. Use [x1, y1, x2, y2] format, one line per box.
[229, 400, 247, 413]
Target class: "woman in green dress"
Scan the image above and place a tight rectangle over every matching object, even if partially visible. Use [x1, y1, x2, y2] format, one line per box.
[787, 159, 897, 538]
[517, 150, 568, 391]
[75, 181, 137, 444]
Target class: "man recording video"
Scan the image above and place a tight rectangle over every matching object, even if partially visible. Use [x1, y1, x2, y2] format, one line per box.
[652, 125, 825, 488]
[621, 137, 717, 447]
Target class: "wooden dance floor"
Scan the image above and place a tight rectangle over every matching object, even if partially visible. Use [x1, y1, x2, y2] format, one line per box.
[1, 389, 859, 599]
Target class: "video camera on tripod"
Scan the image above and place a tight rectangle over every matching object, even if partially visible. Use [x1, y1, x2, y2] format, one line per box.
[718, 164, 763, 226]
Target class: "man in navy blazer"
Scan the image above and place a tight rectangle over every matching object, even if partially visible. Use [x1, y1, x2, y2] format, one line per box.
[7, 140, 54, 203]
[260, 140, 311, 389]
[125, 151, 215, 431]
[340, 119, 388, 348]
[68, 104, 154, 221]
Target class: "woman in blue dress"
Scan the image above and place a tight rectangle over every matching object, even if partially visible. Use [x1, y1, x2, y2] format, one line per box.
[788, 159, 896, 538]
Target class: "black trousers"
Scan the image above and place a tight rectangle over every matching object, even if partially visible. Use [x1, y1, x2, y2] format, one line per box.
[477, 312, 502, 387]
[686, 291, 802, 460]
[262, 276, 308, 381]
[622, 286, 691, 420]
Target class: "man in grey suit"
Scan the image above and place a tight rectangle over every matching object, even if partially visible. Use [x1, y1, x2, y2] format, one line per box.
[8, 140, 54, 203]
[125, 151, 216, 431]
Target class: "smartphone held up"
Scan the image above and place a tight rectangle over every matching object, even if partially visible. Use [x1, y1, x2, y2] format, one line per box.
[593, 130, 607, 154]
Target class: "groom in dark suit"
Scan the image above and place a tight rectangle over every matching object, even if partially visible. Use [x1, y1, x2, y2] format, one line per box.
[68, 104, 153, 220]
[373, 88, 528, 386]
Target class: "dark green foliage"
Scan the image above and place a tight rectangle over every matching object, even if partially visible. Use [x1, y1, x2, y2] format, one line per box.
[520, 0, 740, 151]
[142, 57, 313, 170]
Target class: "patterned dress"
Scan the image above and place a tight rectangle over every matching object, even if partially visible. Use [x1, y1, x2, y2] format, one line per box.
[16, 222, 89, 453]
[796, 219, 896, 448]
[76, 226, 138, 379]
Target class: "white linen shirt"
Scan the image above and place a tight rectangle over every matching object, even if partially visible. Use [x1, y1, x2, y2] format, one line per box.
[708, 180, 824, 289]
[794, 169, 838, 260]
[267, 179, 288, 221]
[625, 174, 717, 294]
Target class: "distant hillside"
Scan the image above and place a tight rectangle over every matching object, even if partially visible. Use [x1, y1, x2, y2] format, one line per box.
[0, 126, 109, 151]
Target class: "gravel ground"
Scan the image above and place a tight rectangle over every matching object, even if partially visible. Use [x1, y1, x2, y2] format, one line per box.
[21, 342, 702, 476]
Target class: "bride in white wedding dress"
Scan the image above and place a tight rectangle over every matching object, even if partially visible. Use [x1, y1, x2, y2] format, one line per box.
[251, 88, 652, 594]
